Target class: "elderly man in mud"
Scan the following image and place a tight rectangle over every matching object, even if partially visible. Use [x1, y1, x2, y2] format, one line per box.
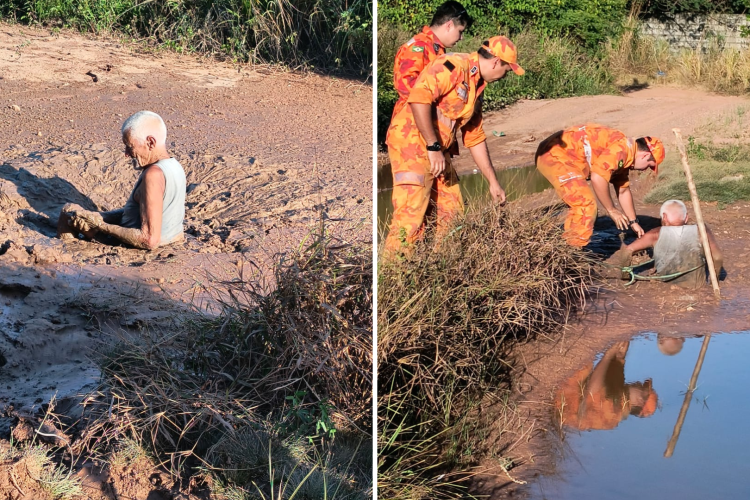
[57, 111, 186, 250]
[607, 199, 723, 288]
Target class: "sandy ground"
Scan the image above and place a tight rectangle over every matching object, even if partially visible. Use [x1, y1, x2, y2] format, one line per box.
[0, 23, 371, 415]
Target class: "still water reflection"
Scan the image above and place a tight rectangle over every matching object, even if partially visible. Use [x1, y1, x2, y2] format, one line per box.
[376, 164, 551, 239]
[527, 331, 750, 500]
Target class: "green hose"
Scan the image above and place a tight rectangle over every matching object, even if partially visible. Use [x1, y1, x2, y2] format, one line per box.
[610, 258, 704, 286]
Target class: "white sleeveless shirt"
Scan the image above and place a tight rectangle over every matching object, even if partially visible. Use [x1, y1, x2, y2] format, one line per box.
[653, 225, 706, 288]
[120, 158, 186, 245]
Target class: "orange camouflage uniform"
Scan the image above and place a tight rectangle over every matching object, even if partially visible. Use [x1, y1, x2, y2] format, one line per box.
[389, 26, 445, 120]
[555, 365, 626, 431]
[555, 364, 658, 430]
[384, 52, 487, 252]
[536, 124, 635, 247]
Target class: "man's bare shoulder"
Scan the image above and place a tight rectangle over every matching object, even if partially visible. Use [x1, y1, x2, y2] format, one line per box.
[142, 163, 167, 184]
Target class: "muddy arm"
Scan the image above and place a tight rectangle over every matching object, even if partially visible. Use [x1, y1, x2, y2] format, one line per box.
[626, 227, 660, 253]
[101, 208, 125, 225]
[706, 226, 723, 271]
[92, 167, 164, 250]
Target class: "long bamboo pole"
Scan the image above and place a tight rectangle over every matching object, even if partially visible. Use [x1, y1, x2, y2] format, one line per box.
[672, 129, 721, 298]
[664, 334, 712, 457]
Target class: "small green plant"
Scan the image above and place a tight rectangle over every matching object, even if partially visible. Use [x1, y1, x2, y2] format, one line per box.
[283, 391, 338, 444]
[687, 136, 708, 160]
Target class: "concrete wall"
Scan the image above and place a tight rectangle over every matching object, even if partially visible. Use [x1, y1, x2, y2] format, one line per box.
[640, 14, 750, 51]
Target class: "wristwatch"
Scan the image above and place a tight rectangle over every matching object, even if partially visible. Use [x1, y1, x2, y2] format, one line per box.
[426, 141, 442, 152]
[628, 218, 640, 227]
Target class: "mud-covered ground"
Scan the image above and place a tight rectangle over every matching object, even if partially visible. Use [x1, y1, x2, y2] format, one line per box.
[0, 21, 370, 452]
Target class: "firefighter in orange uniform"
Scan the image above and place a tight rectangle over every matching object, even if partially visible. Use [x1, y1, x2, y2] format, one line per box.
[556, 341, 658, 431]
[384, 36, 524, 253]
[535, 124, 665, 247]
[390, 1, 472, 120]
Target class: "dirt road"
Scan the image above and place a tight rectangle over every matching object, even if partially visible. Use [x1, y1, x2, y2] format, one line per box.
[0, 23, 371, 409]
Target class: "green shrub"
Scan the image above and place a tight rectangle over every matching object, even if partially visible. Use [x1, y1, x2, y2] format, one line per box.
[379, 0, 628, 50]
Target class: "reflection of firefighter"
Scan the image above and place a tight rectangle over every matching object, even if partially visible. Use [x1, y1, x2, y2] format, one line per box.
[535, 124, 665, 247]
[384, 36, 524, 253]
[556, 342, 658, 431]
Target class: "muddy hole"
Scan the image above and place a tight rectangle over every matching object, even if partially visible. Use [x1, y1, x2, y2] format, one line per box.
[526, 331, 750, 500]
[377, 163, 551, 238]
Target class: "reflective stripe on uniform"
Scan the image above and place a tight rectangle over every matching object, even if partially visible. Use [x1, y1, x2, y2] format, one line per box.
[579, 125, 593, 169]
[393, 171, 425, 186]
[558, 172, 585, 185]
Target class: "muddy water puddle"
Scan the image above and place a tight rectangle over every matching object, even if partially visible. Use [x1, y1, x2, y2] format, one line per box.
[526, 331, 750, 500]
[377, 163, 550, 238]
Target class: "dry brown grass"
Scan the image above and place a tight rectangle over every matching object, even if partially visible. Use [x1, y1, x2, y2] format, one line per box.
[606, 15, 750, 93]
[72, 234, 372, 498]
[377, 203, 593, 499]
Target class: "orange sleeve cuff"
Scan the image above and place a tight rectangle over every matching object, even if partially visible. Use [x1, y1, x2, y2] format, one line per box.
[462, 112, 486, 148]
[407, 87, 435, 105]
[590, 165, 612, 183]
[463, 130, 486, 148]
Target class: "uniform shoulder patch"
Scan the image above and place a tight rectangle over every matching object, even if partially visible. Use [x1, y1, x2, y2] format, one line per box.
[443, 60, 456, 72]
[470, 65, 478, 75]
[617, 159, 624, 169]
[411, 45, 425, 52]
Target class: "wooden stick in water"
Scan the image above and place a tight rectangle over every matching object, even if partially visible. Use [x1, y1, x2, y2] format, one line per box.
[672, 129, 721, 298]
[664, 334, 711, 457]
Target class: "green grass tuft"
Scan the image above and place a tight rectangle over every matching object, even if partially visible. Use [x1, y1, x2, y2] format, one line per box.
[646, 134, 750, 207]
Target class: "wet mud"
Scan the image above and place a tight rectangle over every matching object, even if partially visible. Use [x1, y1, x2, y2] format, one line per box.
[0, 21, 371, 447]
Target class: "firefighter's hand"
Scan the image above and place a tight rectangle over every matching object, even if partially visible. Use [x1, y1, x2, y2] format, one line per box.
[428, 150, 446, 177]
[489, 183, 506, 204]
[608, 208, 629, 231]
[630, 222, 645, 238]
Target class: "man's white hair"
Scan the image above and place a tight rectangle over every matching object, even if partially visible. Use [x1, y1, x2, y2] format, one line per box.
[121, 111, 167, 146]
[660, 199, 688, 221]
